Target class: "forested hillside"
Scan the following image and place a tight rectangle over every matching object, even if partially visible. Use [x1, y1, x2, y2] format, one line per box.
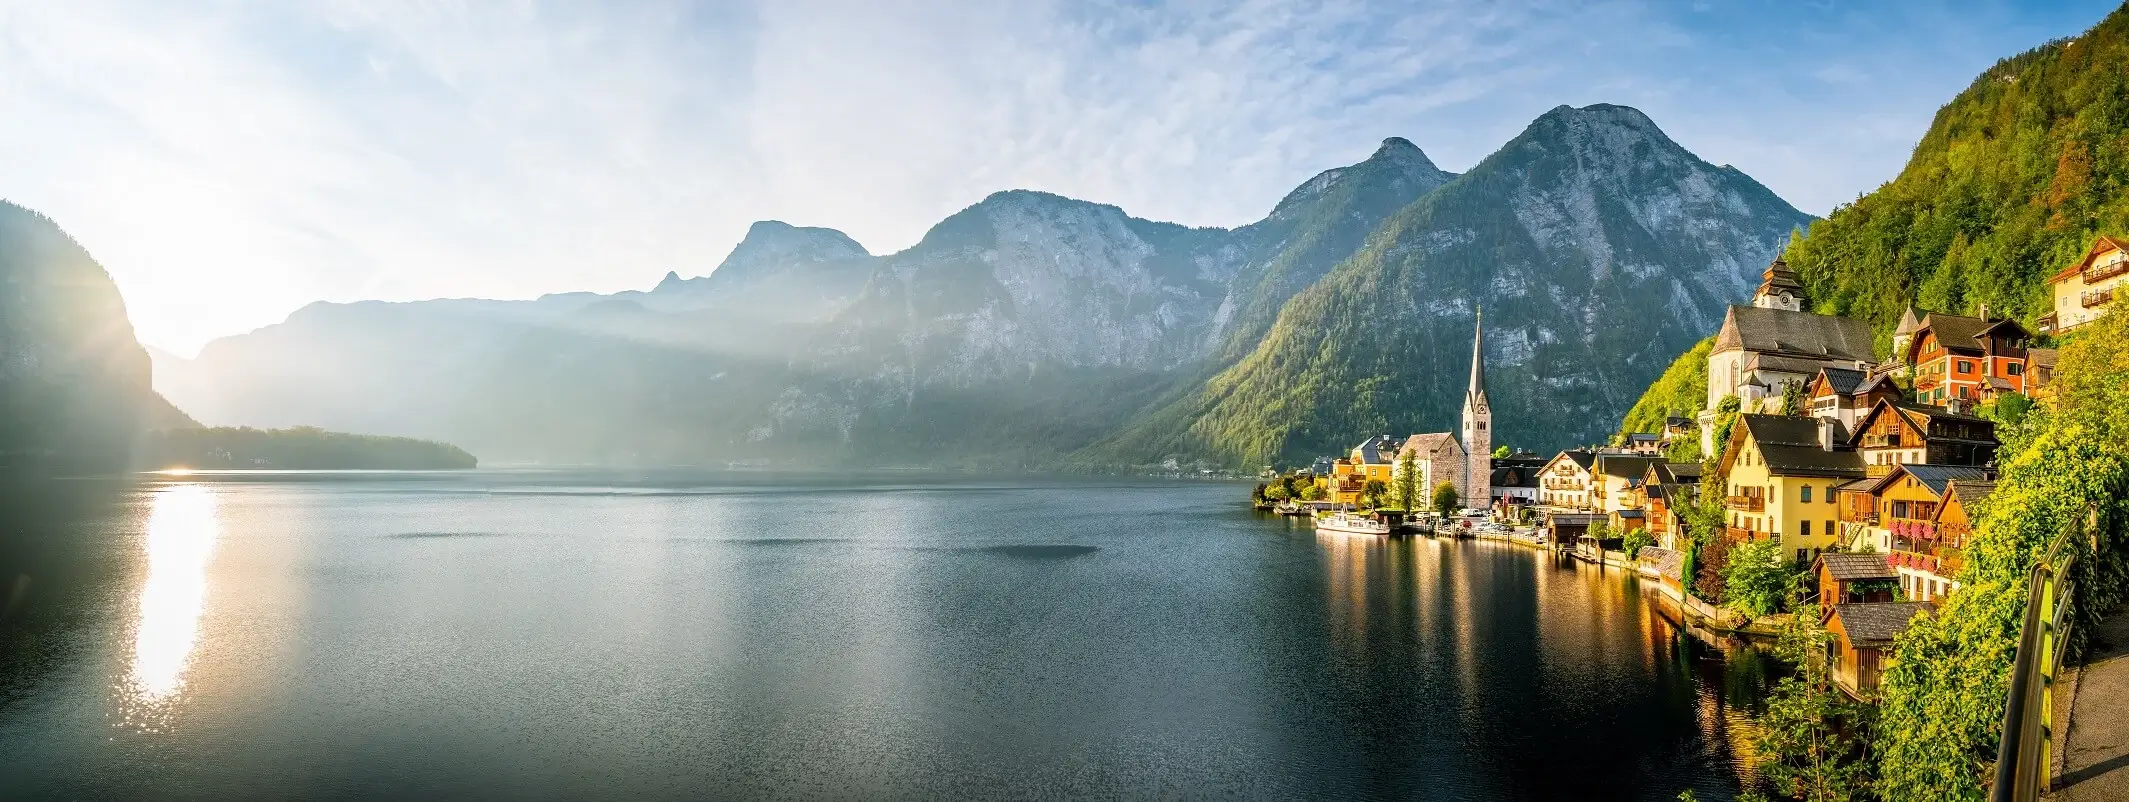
[1613, 337, 1711, 442]
[1784, 7, 2129, 336]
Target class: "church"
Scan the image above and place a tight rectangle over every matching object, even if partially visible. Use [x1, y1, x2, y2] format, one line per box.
[1389, 310, 1492, 508]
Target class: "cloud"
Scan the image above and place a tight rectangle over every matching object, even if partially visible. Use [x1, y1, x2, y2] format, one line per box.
[0, 0, 2113, 354]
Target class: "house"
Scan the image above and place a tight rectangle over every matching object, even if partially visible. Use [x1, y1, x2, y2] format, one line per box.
[1858, 464, 1992, 602]
[1827, 602, 1932, 697]
[1922, 479, 1995, 598]
[1592, 454, 1659, 519]
[1718, 414, 1864, 566]
[2039, 235, 2129, 335]
[1539, 450, 1598, 512]
[1848, 399, 1998, 476]
[1904, 312, 2033, 406]
[1805, 366, 1901, 431]
[1396, 432, 1469, 508]
[1623, 433, 1662, 455]
[1641, 462, 1703, 551]
[1703, 259, 1877, 452]
[1815, 552, 1897, 613]
[1489, 458, 1542, 508]
[2027, 347, 2060, 404]
[1330, 435, 1403, 504]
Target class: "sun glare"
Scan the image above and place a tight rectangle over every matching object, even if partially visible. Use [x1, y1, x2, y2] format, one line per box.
[119, 484, 222, 732]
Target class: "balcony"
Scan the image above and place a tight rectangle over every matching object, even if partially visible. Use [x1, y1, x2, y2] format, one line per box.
[1726, 495, 1765, 512]
[2086, 258, 2129, 284]
[1865, 464, 1894, 478]
[2083, 287, 2116, 309]
[2038, 312, 2058, 335]
[1862, 434, 1903, 448]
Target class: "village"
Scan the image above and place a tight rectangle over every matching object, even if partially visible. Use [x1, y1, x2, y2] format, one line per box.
[1251, 235, 2129, 702]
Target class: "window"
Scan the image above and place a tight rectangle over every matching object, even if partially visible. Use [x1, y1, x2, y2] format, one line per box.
[1800, 485, 1813, 503]
[1826, 520, 1835, 538]
[2008, 363, 2023, 376]
[1802, 520, 1812, 537]
[1957, 360, 1973, 374]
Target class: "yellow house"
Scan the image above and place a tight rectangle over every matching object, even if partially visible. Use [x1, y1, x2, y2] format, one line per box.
[1330, 435, 1400, 504]
[1718, 414, 1866, 566]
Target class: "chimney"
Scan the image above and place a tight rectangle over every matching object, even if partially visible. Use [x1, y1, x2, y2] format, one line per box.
[1817, 417, 1835, 452]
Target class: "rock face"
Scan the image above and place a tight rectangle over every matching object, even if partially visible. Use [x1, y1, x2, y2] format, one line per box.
[157, 104, 1812, 468]
[1085, 104, 1813, 467]
[0, 202, 190, 473]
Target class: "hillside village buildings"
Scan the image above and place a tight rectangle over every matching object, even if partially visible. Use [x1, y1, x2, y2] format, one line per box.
[1701, 259, 1877, 453]
[2040, 235, 2129, 335]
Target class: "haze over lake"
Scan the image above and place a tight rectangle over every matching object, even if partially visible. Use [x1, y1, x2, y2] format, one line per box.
[1, 473, 1769, 799]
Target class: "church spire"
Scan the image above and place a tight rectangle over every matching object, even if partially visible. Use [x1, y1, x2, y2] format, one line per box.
[1466, 306, 1488, 412]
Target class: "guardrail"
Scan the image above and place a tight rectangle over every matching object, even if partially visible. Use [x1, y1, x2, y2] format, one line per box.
[1991, 511, 2089, 802]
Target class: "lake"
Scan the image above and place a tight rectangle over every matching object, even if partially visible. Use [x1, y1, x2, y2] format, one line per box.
[0, 472, 1770, 799]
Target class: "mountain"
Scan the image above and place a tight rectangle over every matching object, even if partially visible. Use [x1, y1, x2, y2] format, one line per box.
[159, 105, 1808, 468]
[0, 201, 194, 474]
[1081, 104, 1812, 468]
[1781, 7, 2129, 335]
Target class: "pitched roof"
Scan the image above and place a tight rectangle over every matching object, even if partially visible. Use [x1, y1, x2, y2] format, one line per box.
[1594, 454, 1658, 479]
[1356, 434, 1400, 464]
[1759, 444, 1866, 477]
[1400, 432, 1462, 460]
[1895, 306, 1924, 336]
[1491, 466, 1538, 488]
[1627, 433, 1661, 444]
[1937, 480, 1999, 524]
[1713, 305, 1876, 361]
[1638, 546, 1685, 580]
[1815, 366, 1867, 396]
[1865, 463, 1994, 496]
[2048, 235, 2129, 284]
[1916, 313, 1990, 355]
[1833, 602, 1933, 644]
[1817, 552, 1896, 582]
[1549, 449, 1597, 472]
[1739, 414, 1834, 447]
[1746, 352, 1851, 378]
[2029, 347, 2059, 369]
[1758, 257, 1806, 295]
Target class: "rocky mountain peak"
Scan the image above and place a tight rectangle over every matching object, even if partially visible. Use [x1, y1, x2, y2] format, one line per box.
[699, 220, 869, 288]
[1270, 135, 1453, 221]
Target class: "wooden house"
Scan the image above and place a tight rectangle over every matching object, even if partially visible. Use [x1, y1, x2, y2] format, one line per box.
[1904, 312, 2033, 406]
[1827, 602, 1932, 698]
[1815, 552, 1897, 614]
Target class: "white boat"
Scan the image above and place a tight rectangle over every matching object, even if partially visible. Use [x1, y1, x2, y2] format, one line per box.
[1315, 511, 1391, 536]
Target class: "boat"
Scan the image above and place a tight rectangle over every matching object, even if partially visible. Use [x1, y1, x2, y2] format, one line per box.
[1315, 511, 1391, 536]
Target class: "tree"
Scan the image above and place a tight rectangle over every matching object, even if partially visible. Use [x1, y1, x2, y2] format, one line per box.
[1360, 479, 1388, 509]
[1298, 483, 1326, 502]
[1586, 518, 1611, 544]
[1492, 444, 1511, 459]
[1393, 448, 1420, 511]
[1987, 391, 2034, 427]
[1251, 483, 1268, 504]
[1778, 379, 1808, 417]
[1662, 436, 1702, 464]
[1712, 395, 1743, 449]
[1722, 538, 1795, 616]
[1622, 527, 1654, 557]
[1264, 484, 1292, 502]
[1432, 481, 1460, 518]
[1742, 600, 1879, 802]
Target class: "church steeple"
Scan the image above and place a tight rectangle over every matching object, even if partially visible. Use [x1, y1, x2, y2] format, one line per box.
[1461, 307, 1492, 509]
[1465, 308, 1489, 413]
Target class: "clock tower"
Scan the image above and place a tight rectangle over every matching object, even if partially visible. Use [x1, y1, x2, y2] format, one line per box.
[1461, 309, 1491, 510]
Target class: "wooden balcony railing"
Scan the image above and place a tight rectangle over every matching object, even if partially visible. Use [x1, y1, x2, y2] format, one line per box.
[2083, 287, 2116, 309]
[1866, 464, 1894, 478]
[1726, 495, 1765, 512]
[2086, 258, 2129, 284]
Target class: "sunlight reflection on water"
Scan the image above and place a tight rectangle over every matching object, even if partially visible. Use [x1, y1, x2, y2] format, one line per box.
[118, 484, 220, 732]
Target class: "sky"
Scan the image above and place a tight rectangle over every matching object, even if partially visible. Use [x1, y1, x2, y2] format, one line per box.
[0, 0, 2117, 356]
